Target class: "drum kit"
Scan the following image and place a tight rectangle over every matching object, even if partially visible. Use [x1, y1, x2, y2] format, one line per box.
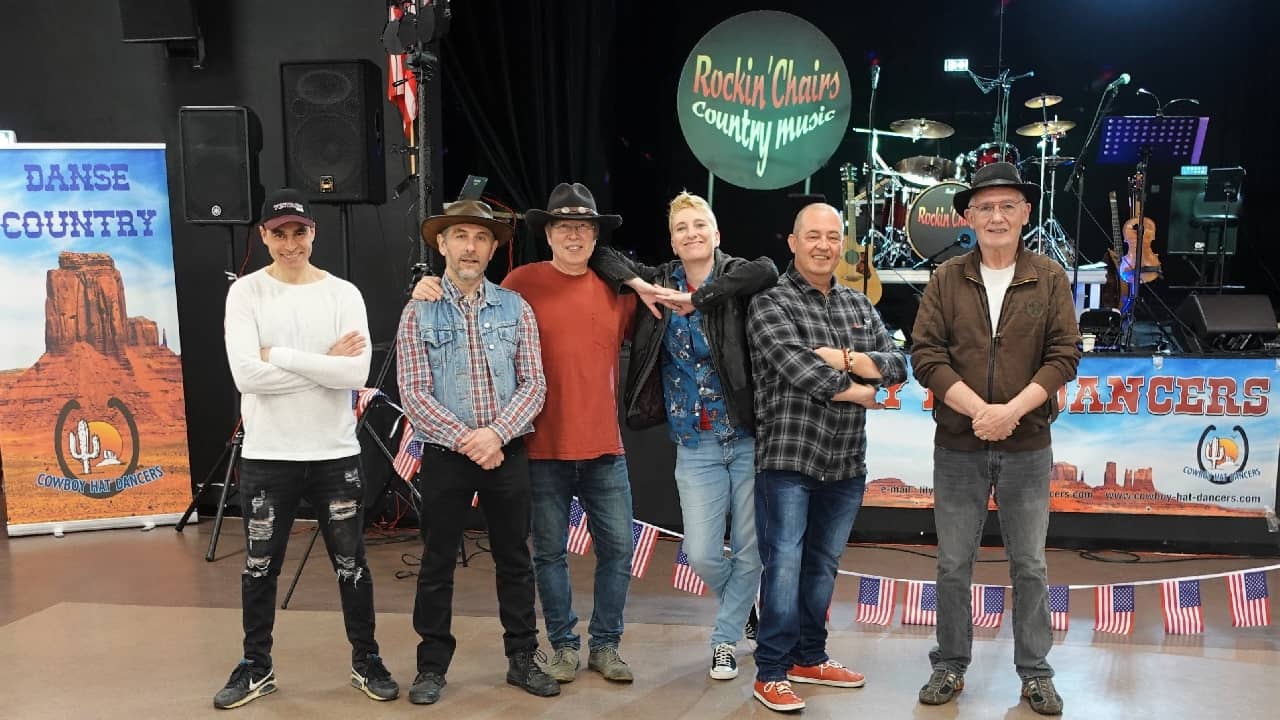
[847, 93, 1079, 270]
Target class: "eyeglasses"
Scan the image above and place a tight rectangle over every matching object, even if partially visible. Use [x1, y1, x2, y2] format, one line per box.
[967, 201, 1026, 218]
[550, 221, 593, 235]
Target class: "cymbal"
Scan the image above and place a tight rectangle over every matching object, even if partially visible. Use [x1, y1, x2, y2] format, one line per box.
[888, 117, 955, 139]
[1024, 93, 1063, 109]
[1015, 119, 1076, 137]
[1022, 155, 1076, 168]
[895, 155, 956, 185]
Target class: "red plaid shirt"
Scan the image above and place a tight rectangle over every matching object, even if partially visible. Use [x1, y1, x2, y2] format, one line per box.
[396, 278, 545, 449]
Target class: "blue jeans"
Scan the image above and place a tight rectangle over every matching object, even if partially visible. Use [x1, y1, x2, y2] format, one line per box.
[930, 446, 1054, 680]
[529, 454, 633, 651]
[675, 436, 761, 647]
[753, 469, 865, 682]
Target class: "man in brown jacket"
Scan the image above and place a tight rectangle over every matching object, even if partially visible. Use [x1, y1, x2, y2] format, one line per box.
[910, 162, 1080, 716]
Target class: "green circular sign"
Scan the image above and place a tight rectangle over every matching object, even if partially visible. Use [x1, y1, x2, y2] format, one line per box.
[677, 11, 852, 191]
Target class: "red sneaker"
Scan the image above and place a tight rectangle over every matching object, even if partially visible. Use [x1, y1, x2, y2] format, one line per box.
[786, 659, 866, 688]
[753, 679, 806, 712]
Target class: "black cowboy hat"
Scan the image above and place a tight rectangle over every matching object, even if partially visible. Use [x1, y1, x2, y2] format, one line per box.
[419, 199, 514, 251]
[952, 161, 1039, 215]
[525, 182, 623, 237]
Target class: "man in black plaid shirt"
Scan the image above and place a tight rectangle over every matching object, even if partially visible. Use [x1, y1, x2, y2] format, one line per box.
[746, 203, 907, 713]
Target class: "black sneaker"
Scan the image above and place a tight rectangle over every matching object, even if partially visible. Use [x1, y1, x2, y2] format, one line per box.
[709, 643, 738, 680]
[918, 666, 964, 706]
[507, 649, 561, 697]
[1022, 676, 1064, 715]
[351, 653, 399, 701]
[744, 605, 759, 641]
[408, 671, 446, 705]
[213, 659, 277, 709]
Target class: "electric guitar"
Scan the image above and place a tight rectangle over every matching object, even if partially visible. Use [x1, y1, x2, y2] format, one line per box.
[1119, 167, 1162, 286]
[834, 163, 882, 304]
[1106, 191, 1129, 306]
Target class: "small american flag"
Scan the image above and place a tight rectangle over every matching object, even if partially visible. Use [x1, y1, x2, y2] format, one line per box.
[1094, 584, 1135, 635]
[902, 580, 938, 626]
[971, 585, 1005, 628]
[1226, 571, 1270, 628]
[1049, 585, 1070, 632]
[630, 520, 659, 578]
[566, 498, 592, 555]
[391, 427, 423, 482]
[855, 576, 896, 626]
[386, 2, 418, 139]
[673, 541, 707, 595]
[1160, 579, 1204, 634]
[352, 388, 384, 419]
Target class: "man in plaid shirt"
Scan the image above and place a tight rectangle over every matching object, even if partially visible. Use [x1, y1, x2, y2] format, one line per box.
[746, 203, 907, 712]
[395, 200, 559, 705]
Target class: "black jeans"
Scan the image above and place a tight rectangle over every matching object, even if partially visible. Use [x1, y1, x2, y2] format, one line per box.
[414, 439, 538, 674]
[238, 455, 378, 668]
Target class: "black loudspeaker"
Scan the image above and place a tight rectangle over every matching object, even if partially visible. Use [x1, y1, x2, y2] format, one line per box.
[119, 0, 198, 42]
[281, 60, 386, 204]
[178, 106, 262, 225]
[1174, 294, 1278, 352]
[1167, 176, 1240, 254]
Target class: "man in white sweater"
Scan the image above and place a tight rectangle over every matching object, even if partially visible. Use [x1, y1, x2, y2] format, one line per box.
[214, 188, 398, 709]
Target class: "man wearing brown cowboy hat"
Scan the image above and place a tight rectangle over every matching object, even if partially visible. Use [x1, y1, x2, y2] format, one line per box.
[911, 162, 1080, 715]
[395, 199, 559, 704]
[414, 182, 640, 685]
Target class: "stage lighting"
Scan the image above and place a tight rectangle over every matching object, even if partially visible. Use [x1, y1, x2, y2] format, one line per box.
[944, 58, 969, 72]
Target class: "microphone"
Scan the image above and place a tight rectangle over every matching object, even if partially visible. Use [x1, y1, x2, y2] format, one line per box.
[1136, 87, 1156, 98]
[870, 64, 880, 90]
[957, 228, 976, 249]
[1106, 73, 1131, 92]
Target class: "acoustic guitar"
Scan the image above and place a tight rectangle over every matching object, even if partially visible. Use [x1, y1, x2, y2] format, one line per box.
[1118, 168, 1162, 285]
[834, 163, 882, 304]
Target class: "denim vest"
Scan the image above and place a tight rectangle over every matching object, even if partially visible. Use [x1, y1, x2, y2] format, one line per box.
[413, 278, 531, 436]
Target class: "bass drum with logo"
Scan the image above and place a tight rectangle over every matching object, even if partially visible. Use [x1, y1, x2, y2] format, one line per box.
[907, 181, 973, 264]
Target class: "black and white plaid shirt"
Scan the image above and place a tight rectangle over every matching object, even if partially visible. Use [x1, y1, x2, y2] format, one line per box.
[747, 264, 908, 482]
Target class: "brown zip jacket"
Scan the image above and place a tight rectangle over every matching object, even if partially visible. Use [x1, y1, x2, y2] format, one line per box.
[911, 246, 1082, 451]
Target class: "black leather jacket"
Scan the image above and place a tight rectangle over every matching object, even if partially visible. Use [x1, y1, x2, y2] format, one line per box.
[590, 246, 779, 431]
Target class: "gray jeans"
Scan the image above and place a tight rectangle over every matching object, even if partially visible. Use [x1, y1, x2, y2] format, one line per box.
[929, 445, 1054, 680]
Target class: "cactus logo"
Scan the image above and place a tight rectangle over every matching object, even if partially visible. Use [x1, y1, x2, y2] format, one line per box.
[52, 398, 141, 498]
[1194, 424, 1251, 485]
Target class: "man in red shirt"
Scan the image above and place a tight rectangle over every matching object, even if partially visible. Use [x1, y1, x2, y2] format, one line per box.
[414, 183, 637, 685]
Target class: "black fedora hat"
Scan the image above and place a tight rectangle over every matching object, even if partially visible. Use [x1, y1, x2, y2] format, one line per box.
[952, 162, 1039, 215]
[420, 199, 514, 251]
[525, 182, 623, 237]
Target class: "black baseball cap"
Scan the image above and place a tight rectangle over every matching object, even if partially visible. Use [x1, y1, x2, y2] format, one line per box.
[260, 188, 316, 230]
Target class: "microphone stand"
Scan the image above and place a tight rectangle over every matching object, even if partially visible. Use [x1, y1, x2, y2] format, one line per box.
[1063, 82, 1122, 303]
[863, 63, 880, 296]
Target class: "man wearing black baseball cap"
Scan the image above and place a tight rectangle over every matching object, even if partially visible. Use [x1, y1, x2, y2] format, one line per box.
[214, 188, 399, 708]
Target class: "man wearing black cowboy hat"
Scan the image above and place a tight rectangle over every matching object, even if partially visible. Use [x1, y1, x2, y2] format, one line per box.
[911, 162, 1080, 715]
[395, 199, 559, 704]
[412, 182, 639, 685]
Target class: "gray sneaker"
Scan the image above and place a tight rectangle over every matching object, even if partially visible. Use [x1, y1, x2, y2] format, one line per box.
[542, 646, 580, 683]
[1022, 676, 1063, 715]
[918, 666, 964, 705]
[587, 645, 634, 682]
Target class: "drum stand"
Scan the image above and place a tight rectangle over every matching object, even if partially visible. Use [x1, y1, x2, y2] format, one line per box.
[1022, 128, 1074, 267]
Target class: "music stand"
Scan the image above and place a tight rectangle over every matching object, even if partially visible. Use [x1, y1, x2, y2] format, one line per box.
[1097, 116, 1202, 349]
[1201, 167, 1245, 290]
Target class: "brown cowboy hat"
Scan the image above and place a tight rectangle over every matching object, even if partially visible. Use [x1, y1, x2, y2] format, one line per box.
[525, 182, 623, 237]
[952, 161, 1039, 215]
[420, 199, 514, 250]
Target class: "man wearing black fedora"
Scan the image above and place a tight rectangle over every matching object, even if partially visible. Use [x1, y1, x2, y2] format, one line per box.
[911, 162, 1080, 715]
[396, 199, 559, 704]
[413, 182, 640, 685]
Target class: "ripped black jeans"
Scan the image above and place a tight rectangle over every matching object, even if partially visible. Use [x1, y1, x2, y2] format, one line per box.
[238, 455, 378, 668]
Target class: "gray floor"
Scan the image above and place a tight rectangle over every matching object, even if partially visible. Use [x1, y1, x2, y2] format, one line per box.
[2, 521, 1277, 718]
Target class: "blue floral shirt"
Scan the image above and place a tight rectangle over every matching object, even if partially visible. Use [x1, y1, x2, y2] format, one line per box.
[660, 264, 751, 447]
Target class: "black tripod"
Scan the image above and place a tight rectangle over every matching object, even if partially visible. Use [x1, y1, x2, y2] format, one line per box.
[175, 426, 243, 561]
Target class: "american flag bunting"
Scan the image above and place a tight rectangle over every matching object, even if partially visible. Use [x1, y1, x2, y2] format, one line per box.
[972, 584, 1005, 628]
[1160, 579, 1204, 634]
[902, 580, 938, 626]
[1226, 571, 1270, 628]
[352, 387, 384, 419]
[1094, 584, 1135, 635]
[672, 541, 707, 595]
[855, 576, 896, 626]
[566, 498, 592, 555]
[630, 520, 659, 578]
[391, 426, 423, 482]
[1049, 585, 1070, 632]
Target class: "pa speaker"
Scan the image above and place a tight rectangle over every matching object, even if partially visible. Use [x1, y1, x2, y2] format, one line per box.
[178, 106, 262, 225]
[281, 60, 386, 204]
[1175, 294, 1278, 352]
